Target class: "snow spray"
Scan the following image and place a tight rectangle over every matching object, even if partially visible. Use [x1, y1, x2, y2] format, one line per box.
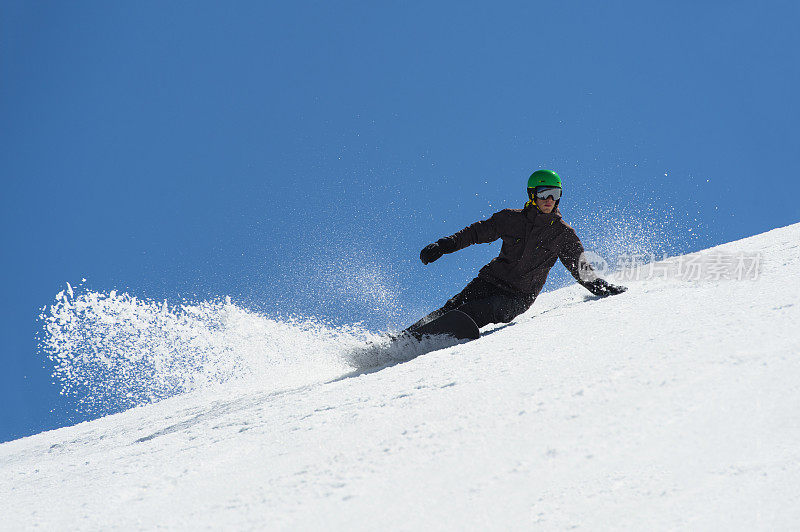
[38, 283, 399, 415]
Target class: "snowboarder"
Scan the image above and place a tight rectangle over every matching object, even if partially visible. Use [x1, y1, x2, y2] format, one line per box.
[406, 169, 627, 334]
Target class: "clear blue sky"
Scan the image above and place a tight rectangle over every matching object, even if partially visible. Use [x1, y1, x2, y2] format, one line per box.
[2, 1, 798, 443]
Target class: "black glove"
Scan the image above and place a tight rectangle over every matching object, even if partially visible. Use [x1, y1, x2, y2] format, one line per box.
[583, 278, 628, 297]
[420, 242, 444, 264]
[420, 238, 456, 265]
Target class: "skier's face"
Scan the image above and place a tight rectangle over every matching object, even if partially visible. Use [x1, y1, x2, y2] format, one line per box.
[536, 197, 556, 213]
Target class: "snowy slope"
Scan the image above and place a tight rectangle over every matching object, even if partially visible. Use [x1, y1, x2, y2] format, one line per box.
[2, 223, 800, 530]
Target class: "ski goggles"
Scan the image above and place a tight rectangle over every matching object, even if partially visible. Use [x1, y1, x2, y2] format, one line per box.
[533, 186, 562, 201]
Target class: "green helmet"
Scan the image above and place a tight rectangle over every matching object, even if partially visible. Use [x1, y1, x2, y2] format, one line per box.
[526, 169, 562, 210]
[527, 169, 562, 190]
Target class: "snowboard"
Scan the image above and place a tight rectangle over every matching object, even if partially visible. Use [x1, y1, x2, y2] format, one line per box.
[409, 310, 481, 341]
[344, 310, 480, 368]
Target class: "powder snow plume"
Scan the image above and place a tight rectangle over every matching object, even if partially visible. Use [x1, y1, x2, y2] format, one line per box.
[569, 199, 703, 274]
[38, 283, 400, 415]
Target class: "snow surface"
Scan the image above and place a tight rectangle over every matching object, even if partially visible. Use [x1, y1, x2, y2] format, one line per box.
[3, 223, 800, 530]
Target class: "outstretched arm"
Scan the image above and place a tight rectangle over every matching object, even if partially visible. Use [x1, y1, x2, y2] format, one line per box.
[558, 227, 627, 296]
[420, 213, 503, 264]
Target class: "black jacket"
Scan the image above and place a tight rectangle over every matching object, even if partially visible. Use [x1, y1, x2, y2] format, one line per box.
[438, 205, 596, 296]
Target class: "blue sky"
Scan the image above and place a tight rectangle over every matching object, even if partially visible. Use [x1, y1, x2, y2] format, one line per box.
[2, 1, 799, 443]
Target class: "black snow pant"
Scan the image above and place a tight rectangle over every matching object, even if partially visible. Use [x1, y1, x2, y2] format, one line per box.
[407, 277, 536, 332]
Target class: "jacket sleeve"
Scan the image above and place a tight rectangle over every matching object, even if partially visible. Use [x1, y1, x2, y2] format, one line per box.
[558, 226, 599, 286]
[437, 211, 504, 253]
